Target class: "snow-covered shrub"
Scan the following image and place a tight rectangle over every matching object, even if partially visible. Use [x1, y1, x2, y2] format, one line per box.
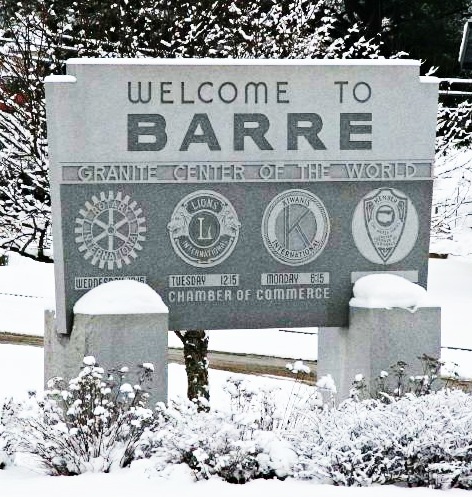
[14, 357, 155, 475]
[351, 356, 452, 402]
[223, 376, 282, 432]
[291, 389, 472, 487]
[392, 390, 472, 487]
[138, 377, 297, 483]
[0, 399, 20, 468]
[280, 363, 335, 430]
[291, 398, 404, 485]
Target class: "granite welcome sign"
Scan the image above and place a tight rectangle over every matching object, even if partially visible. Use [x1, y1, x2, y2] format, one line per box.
[45, 60, 438, 332]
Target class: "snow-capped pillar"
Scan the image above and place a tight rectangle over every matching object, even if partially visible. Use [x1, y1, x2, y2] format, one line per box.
[318, 274, 441, 401]
[44, 280, 168, 405]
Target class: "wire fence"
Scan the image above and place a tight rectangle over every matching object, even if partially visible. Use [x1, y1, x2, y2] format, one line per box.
[441, 346, 472, 352]
[0, 291, 45, 299]
[0, 294, 471, 353]
[279, 329, 472, 353]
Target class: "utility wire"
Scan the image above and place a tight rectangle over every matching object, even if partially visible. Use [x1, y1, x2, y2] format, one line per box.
[278, 329, 472, 353]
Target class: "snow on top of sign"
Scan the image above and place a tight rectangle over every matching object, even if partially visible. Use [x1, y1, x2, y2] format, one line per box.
[65, 57, 421, 67]
[73, 280, 168, 315]
[44, 75, 77, 83]
[349, 274, 430, 310]
[420, 76, 440, 84]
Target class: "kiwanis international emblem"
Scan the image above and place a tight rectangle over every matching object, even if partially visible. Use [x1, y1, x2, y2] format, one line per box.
[261, 189, 330, 266]
[167, 190, 240, 267]
[352, 187, 419, 265]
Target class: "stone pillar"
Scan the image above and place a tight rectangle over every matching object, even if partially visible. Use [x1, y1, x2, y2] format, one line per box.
[44, 283, 168, 406]
[318, 305, 441, 401]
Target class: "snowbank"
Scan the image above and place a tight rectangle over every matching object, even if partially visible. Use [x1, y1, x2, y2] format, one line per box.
[350, 274, 429, 310]
[430, 228, 472, 259]
[73, 280, 168, 315]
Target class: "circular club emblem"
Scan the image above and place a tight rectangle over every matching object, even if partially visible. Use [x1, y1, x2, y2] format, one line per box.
[352, 187, 419, 265]
[167, 190, 240, 267]
[262, 189, 330, 266]
[75, 191, 146, 270]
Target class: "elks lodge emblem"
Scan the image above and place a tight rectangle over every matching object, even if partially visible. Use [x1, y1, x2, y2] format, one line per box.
[363, 188, 407, 263]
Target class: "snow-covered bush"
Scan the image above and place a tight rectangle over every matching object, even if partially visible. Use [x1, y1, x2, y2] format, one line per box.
[0, 399, 20, 469]
[280, 363, 336, 430]
[350, 356, 454, 402]
[291, 389, 472, 488]
[14, 357, 155, 475]
[4, 363, 472, 489]
[291, 397, 403, 485]
[138, 377, 297, 483]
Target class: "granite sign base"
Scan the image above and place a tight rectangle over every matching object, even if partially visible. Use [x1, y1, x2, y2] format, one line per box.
[318, 306, 441, 401]
[44, 309, 168, 405]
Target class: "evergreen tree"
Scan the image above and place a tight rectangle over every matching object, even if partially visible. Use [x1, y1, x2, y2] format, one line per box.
[343, 0, 472, 76]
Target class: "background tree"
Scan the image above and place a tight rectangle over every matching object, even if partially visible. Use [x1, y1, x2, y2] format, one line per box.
[431, 101, 472, 240]
[0, 3, 55, 261]
[0, 0, 404, 401]
[0, 0, 395, 261]
[174, 330, 209, 411]
[343, 0, 472, 76]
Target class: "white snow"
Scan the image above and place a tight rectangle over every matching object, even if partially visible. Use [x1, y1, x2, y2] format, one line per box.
[431, 228, 472, 257]
[44, 74, 77, 83]
[0, 344, 44, 397]
[0, 253, 54, 334]
[3, 252, 472, 370]
[0, 253, 471, 494]
[286, 360, 311, 374]
[168, 328, 318, 360]
[1, 348, 470, 495]
[2, 250, 472, 380]
[2, 465, 465, 497]
[73, 280, 169, 315]
[119, 383, 134, 393]
[350, 273, 429, 310]
[316, 374, 337, 393]
[82, 356, 96, 366]
[66, 57, 421, 67]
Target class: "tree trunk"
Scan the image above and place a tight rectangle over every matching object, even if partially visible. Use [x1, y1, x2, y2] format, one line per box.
[174, 329, 209, 411]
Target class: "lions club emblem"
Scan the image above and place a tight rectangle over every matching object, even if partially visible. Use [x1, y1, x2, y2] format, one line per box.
[168, 190, 240, 267]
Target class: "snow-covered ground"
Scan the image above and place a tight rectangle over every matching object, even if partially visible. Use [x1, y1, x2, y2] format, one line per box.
[0, 349, 470, 495]
[4, 464, 468, 497]
[0, 345, 304, 411]
[2, 251, 472, 372]
[0, 252, 320, 358]
[1, 251, 472, 494]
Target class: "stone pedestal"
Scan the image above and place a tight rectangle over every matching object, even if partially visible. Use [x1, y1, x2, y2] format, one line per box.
[318, 306, 441, 401]
[44, 309, 168, 406]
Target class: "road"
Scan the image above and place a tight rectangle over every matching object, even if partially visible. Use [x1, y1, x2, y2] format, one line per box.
[0, 331, 317, 384]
